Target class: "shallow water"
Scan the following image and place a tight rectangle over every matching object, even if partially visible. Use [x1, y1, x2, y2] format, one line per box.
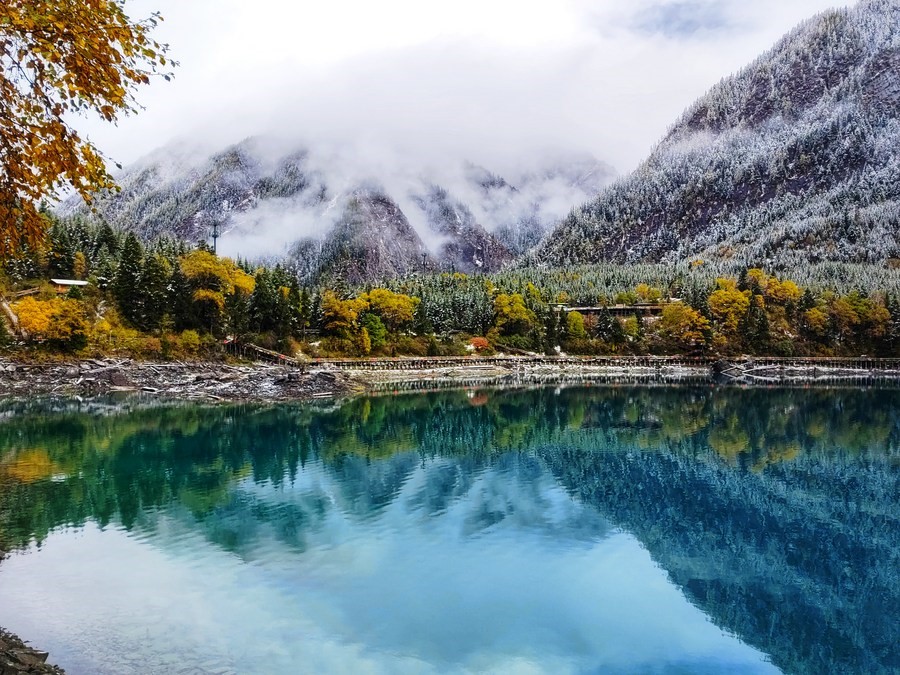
[0, 386, 897, 674]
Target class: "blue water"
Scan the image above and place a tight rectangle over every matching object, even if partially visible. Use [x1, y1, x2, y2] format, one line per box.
[0, 387, 897, 674]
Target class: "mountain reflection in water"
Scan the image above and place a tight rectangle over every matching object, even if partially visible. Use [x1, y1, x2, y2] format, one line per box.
[0, 386, 897, 675]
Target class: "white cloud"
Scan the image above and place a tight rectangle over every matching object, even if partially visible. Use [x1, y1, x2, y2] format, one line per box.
[76, 0, 855, 192]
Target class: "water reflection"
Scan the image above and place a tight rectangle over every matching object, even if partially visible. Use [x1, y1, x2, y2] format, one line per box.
[0, 387, 897, 674]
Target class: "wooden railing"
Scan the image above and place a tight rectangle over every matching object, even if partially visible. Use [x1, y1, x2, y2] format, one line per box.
[226, 341, 900, 383]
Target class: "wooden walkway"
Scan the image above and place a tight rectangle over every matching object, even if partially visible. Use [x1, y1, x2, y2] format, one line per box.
[228, 343, 900, 383]
[310, 355, 714, 371]
[310, 355, 900, 373]
[227, 342, 308, 368]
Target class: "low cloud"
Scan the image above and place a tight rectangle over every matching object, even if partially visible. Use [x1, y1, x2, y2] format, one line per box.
[86, 1, 852, 172]
[631, 2, 735, 37]
[72, 0, 854, 257]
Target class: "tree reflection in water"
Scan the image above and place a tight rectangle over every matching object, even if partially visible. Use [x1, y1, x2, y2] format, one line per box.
[0, 386, 897, 674]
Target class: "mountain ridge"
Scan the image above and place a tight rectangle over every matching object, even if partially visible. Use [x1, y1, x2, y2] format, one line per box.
[64, 138, 612, 282]
[534, 0, 900, 269]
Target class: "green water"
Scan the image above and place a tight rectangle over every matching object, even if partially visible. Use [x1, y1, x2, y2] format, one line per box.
[0, 386, 897, 675]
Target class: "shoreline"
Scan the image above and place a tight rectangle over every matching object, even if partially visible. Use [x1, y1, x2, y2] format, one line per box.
[0, 625, 63, 674]
[1, 355, 900, 403]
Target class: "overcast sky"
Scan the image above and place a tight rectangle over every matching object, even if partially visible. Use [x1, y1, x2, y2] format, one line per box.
[81, 0, 855, 175]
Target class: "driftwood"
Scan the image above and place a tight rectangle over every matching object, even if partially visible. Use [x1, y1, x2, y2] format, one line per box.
[0, 357, 353, 403]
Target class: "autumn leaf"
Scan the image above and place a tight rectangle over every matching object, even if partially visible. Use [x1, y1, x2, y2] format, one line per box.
[0, 1, 174, 255]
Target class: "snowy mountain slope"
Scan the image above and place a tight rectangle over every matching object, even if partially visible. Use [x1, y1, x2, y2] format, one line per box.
[411, 185, 515, 274]
[67, 138, 612, 282]
[535, 0, 900, 269]
[312, 189, 436, 286]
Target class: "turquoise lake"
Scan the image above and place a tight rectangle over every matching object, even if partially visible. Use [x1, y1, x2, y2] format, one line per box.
[0, 386, 897, 674]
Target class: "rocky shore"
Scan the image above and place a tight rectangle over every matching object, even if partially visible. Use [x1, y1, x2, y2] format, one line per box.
[2, 355, 899, 404]
[0, 628, 63, 675]
[0, 357, 359, 402]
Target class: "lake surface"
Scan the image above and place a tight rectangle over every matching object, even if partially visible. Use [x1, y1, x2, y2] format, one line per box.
[0, 386, 897, 675]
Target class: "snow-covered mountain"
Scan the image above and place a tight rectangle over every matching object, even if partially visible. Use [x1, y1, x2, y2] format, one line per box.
[66, 137, 612, 282]
[535, 0, 900, 269]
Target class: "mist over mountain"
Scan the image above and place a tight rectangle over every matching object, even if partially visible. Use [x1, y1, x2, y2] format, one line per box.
[66, 137, 612, 282]
[535, 0, 900, 269]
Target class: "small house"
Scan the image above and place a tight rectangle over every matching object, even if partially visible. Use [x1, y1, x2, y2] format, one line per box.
[51, 279, 90, 294]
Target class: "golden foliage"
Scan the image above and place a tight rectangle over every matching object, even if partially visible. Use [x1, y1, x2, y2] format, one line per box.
[709, 278, 751, 334]
[192, 288, 226, 311]
[0, 1, 172, 253]
[634, 283, 662, 303]
[322, 290, 367, 337]
[179, 251, 254, 296]
[360, 288, 419, 331]
[14, 296, 55, 337]
[2, 448, 60, 483]
[658, 302, 710, 350]
[493, 293, 537, 335]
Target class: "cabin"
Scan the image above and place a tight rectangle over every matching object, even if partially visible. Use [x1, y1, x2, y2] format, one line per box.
[50, 279, 90, 294]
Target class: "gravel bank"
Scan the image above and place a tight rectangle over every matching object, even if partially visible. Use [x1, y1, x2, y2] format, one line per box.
[0, 357, 360, 402]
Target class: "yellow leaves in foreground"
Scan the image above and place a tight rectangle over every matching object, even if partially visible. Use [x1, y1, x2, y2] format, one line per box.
[0, 1, 172, 254]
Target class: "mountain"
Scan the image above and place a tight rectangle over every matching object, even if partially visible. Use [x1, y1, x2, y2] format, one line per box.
[410, 185, 515, 274]
[535, 0, 900, 269]
[66, 138, 612, 282]
[308, 189, 435, 286]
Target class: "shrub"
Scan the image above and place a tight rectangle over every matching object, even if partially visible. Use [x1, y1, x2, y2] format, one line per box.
[470, 337, 490, 352]
[180, 330, 201, 355]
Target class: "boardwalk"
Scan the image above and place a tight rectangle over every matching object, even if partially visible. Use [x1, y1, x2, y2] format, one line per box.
[227, 341, 900, 386]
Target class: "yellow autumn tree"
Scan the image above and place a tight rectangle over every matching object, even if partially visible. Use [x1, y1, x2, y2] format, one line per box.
[657, 302, 710, 352]
[0, 1, 172, 254]
[180, 251, 255, 302]
[360, 288, 419, 332]
[708, 278, 751, 335]
[493, 293, 537, 336]
[321, 290, 367, 338]
[634, 283, 662, 303]
[15, 296, 56, 338]
[179, 251, 254, 335]
[14, 295, 88, 350]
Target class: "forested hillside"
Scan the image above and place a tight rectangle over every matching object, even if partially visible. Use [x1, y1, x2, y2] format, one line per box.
[64, 138, 610, 282]
[536, 0, 900, 268]
[3, 215, 899, 360]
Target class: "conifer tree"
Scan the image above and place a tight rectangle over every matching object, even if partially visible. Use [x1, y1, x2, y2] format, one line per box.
[168, 265, 195, 331]
[139, 254, 171, 331]
[113, 233, 145, 326]
[250, 269, 277, 333]
[47, 222, 76, 278]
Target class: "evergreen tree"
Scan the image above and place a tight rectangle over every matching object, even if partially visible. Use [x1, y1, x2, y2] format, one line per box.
[249, 269, 277, 333]
[168, 265, 195, 331]
[298, 287, 312, 338]
[414, 295, 433, 334]
[287, 280, 304, 338]
[139, 254, 172, 332]
[543, 309, 559, 355]
[226, 290, 251, 338]
[47, 222, 76, 278]
[742, 296, 771, 353]
[886, 294, 900, 355]
[113, 233, 145, 326]
[95, 221, 120, 258]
